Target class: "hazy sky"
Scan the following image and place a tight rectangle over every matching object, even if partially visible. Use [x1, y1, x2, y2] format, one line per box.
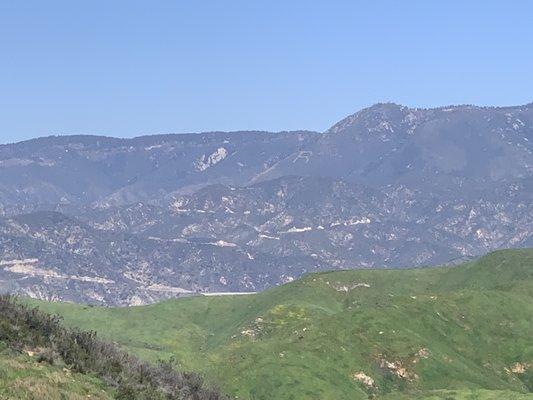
[1, 1, 532, 144]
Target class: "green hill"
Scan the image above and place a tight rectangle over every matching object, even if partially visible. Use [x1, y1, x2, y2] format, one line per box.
[0, 347, 113, 400]
[0, 295, 225, 399]
[32, 249, 533, 399]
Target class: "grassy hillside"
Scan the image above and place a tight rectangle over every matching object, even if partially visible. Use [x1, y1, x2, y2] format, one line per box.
[0, 347, 113, 400]
[33, 249, 533, 399]
[0, 296, 225, 400]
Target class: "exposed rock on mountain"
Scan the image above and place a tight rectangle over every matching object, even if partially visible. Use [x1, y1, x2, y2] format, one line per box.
[1, 103, 532, 304]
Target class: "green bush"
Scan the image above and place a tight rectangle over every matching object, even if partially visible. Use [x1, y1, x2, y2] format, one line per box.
[0, 295, 225, 400]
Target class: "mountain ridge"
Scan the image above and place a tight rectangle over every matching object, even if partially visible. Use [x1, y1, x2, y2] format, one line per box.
[1, 103, 532, 304]
[4, 101, 533, 147]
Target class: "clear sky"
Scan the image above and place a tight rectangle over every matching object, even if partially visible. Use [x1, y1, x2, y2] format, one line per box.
[1, 1, 532, 144]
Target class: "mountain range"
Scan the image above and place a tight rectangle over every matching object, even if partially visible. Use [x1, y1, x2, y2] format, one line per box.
[1, 103, 532, 305]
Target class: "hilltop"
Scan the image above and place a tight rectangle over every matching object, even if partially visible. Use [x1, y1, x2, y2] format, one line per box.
[32, 248, 533, 399]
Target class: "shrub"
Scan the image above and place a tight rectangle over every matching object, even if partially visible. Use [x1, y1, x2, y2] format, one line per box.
[0, 295, 226, 400]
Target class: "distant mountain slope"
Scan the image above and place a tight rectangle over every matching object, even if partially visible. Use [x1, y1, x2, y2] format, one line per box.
[1, 103, 532, 304]
[0, 130, 316, 212]
[34, 249, 533, 400]
[0, 208, 332, 305]
[1, 103, 531, 213]
[2, 174, 531, 305]
[260, 103, 533, 191]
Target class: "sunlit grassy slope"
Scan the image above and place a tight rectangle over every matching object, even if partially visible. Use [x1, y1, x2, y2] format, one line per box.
[33, 249, 533, 400]
[0, 347, 113, 400]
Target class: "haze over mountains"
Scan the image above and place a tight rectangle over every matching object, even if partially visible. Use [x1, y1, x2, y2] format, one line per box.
[1, 103, 532, 305]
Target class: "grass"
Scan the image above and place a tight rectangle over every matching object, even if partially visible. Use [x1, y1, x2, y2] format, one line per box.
[0, 347, 113, 400]
[31, 249, 533, 399]
[381, 389, 533, 399]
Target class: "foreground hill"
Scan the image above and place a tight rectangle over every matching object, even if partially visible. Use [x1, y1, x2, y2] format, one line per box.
[0, 295, 225, 399]
[33, 249, 533, 399]
[0, 349, 114, 400]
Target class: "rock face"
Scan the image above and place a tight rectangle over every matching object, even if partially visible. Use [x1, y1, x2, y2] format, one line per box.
[1, 103, 532, 305]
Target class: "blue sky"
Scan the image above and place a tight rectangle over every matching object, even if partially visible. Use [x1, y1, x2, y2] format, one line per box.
[1, 1, 532, 144]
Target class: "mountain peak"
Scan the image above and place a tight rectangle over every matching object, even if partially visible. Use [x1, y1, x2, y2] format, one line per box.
[326, 101, 533, 135]
[364, 102, 406, 111]
[326, 102, 413, 135]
